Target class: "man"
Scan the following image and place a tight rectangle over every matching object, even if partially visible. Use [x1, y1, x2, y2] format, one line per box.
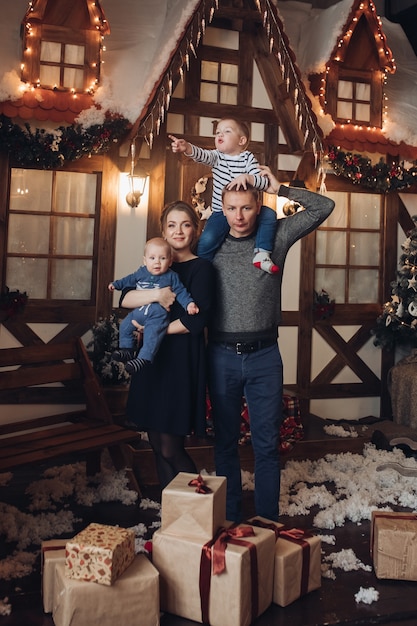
[208, 169, 335, 522]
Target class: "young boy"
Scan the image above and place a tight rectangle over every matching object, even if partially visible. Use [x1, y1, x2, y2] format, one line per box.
[169, 117, 279, 274]
[108, 237, 199, 374]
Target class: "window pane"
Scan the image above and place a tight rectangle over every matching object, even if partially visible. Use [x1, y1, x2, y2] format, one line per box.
[356, 83, 370, 100]
[337, 101, 352, 119]
[220, 63, 238, 83]
[351, 194, 380, 228]
[322, 192, 348, 227]
[355, 103, 370, 122]
[51, 260, 92, 299]
[40, 41, 61, 62]
[55, 172, 97, 213]
[64, 44, 84, 65]
[40, 64, 60, 88]
[10, 169, 52, 211]
[350, 232, 379, 265]
[63, 67, 84, 89]
[54, 217, 94, 255]
[7, 214, 50, 253]
[201, 83, 218, 102]
[316, 231, 346, 264]
[6, 258, 48, 298]
[349, 269, 379, 303]
[201, 61, 218, 81]
[315, 268, 345, 303]
[220, 85, 237, 105]
[338, 80, 353, 98]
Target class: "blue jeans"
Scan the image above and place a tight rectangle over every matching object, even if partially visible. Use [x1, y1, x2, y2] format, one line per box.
[119, 303, 169, 362]
[208, 342, 283, 522]
[198, 205, 277, 261]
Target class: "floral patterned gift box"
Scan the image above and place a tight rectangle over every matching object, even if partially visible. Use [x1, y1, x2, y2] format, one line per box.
[65, 523, 135, 586]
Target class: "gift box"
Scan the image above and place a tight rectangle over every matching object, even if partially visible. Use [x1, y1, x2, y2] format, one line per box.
[247, 517, 321, 607]
[153, 522, 275, 626]
[371, 511, 417, 580]
[65, 523, 135, 585]
[160, 472, 226, 541]
[53, 555, 160, 626]
[41, 539, 68, 612]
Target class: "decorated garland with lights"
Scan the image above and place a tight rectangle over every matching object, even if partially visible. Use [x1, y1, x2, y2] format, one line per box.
[0, 114, 129, 169]
[327, 146, 417, 192]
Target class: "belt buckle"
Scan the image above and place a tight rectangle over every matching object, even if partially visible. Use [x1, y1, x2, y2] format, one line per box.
[236, 342, 244, 354]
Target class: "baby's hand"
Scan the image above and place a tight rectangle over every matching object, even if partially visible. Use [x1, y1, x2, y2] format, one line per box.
[227, 173, 254, 191]
[187, 302, 199, 315]
[108, 283, 115, 291]
[169, 135, 189, 154]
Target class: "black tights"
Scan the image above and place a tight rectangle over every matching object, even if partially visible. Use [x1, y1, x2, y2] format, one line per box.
[147, 431, 197, 490]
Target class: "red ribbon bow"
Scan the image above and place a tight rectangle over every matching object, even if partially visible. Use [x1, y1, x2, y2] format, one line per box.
[188, 474, 212, 494]
[199, 524, 259, 624]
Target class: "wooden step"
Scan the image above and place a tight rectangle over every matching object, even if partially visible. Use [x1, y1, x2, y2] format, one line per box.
[127, 415, 416, 486]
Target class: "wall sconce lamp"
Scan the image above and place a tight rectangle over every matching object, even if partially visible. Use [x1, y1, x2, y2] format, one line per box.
[126, 140, 149, 208]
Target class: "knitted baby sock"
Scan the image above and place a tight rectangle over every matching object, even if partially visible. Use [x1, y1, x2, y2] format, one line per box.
[253, 251, 279, 274]
[111, 348, 136, 362]
[125, 357, 151, 374]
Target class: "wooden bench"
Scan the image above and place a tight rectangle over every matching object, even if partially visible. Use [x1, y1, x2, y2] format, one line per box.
[0, 337, 141, 494]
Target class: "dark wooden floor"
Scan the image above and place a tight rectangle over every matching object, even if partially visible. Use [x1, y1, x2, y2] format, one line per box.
[2, 415, 417, 626]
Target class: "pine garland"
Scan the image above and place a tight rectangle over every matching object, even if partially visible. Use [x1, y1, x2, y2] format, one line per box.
[0, 114, 130, 169]
[327, 146, 417, 192]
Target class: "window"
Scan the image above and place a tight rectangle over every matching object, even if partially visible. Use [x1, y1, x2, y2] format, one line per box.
[6, 169, 99, 300]
[315, 191, 382, 304]
[200, 60, 238, 105]
[336, 79, 371, 123]
[39, 41, 85, 90]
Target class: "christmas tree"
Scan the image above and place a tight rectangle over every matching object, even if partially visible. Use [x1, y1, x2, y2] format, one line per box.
[372, 218, 417, 350]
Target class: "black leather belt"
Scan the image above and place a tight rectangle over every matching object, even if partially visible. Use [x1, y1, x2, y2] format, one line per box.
[218, 338, 276, 354]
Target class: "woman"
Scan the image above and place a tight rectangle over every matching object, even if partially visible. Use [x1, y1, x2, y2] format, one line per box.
[121, 200, 215, 490]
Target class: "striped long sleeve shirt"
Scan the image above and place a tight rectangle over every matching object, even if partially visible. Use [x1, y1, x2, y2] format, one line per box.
[189, 145, 269, 212]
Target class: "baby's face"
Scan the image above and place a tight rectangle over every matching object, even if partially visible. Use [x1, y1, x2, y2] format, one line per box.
[144, 243, 171, 275]
[214, 119, 247, 156]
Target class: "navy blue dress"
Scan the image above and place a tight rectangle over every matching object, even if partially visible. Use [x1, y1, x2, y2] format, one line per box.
[125, 257, 215, 437]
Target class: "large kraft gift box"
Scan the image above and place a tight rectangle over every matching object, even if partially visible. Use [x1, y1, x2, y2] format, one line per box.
[65, 522, 135, 585]
[153, 522, 275, 626]
[161, 471, 226, 541]
[41, 538, 68, 612]
[53, 555, 160, 626]
[248, 516, 321, 607]
[371, 511, 417, 580]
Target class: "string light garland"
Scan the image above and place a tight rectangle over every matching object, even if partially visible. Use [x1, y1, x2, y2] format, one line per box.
[0, 113, 129, 169]
[327, 146, 417, 192]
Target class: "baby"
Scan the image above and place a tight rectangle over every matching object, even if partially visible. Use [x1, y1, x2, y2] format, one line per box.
[108, 237, 198, 374]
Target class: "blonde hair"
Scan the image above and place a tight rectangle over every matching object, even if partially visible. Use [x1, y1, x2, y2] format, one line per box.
[144, 237, 172, 258]
[217, 117, 250, 149]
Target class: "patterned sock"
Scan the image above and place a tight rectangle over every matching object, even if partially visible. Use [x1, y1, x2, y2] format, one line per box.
[253, 251, 279, 274]
[125, 358, 151, 374]
[111, 348, 136, 363]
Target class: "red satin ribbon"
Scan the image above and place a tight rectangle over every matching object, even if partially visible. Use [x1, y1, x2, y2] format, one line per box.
[188, 474, 212, 494]
[247, 519, 312, 598]
[199, 525, 259, 625]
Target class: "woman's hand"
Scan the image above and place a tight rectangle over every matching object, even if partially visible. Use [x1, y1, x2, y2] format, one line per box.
[259, 165, 281, 194]
[121, 286, 176, 311]
[157, 287, 177, 311]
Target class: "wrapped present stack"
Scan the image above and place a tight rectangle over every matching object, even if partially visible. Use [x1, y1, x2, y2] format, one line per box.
[41, 523, 160, 626]
[371, 511, 417, 580]
[152, 472, 322, 625]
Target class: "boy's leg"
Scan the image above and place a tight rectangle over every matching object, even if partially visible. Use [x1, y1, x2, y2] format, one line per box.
[112, 309, 144, 362]
[197, 211, 230, 260]
[253, 206, 279, 274]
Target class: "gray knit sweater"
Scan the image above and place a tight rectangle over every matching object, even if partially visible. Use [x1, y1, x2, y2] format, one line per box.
[210, 185, 335, 343]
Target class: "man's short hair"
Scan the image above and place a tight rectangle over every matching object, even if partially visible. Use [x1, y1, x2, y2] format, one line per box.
[221, 184, 261, 203]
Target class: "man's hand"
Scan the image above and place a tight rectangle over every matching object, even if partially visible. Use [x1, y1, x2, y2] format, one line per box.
[258, 165, 281, 194]
[169, 135, 191, 155]
[227, 173, 254, 191]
